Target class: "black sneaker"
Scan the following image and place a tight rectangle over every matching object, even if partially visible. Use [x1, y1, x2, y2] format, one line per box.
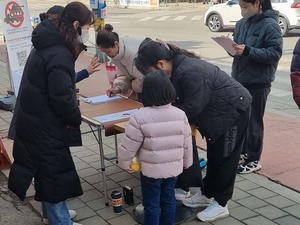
[237, 161, 261, 174]
[239, 153, 248, 164]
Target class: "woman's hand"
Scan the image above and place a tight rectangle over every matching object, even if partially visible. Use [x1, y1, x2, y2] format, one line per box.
[106, 87, 121, 97]
[232, 44, 245, 55]
[86, 57, 101, 75]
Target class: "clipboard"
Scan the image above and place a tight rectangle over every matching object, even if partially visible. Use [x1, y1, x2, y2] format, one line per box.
[211, 36, 237, 55]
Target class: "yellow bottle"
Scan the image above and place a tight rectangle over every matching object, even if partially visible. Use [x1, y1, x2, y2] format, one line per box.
[130, 157, 140, 172]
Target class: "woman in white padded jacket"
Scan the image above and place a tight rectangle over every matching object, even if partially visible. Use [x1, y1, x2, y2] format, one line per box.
[96, 24, 144, 100]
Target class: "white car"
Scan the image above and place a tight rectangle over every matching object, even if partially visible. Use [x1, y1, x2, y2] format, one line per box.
[203, 0, 300, 36]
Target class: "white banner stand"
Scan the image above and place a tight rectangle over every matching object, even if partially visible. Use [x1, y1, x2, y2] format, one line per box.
[0, 0, 33, 110]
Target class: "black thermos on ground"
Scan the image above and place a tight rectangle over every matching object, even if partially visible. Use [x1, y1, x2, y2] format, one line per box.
[111, 190, 122, 213]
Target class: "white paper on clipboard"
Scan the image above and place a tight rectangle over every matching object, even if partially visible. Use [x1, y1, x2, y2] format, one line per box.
[211, 36, 237, 55]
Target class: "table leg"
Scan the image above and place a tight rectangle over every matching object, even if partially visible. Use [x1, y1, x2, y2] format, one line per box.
[97, 126, 109, 206]
[132, 202, 192, 224]
[114, 134, 118, 163]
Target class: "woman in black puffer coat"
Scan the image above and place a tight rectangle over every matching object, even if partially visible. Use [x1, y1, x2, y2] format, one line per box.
[8, 2, 95, 224]
[135, 38, 252, 222]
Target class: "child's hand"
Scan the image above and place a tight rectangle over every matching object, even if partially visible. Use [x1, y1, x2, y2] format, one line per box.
[127, 168, 135, 173]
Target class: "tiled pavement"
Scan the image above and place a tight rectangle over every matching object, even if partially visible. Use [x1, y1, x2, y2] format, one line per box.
[1, 41, 300, 225]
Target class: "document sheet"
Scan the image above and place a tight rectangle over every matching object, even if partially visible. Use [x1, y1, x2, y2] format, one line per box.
[211, 36, 237, 55]
[93, 109, 139, 123]
[82, 95, 122, 104]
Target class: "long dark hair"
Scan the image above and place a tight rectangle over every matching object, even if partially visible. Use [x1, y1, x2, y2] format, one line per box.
[96, 24, 119, 48]
[141, 70, 176, 107]
[135, 38, 200, 75]
[58, 2, 95, 58]
[242, 0, 273, 11]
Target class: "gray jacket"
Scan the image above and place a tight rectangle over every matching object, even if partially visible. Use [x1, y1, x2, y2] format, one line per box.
[232, 10, 283, 87]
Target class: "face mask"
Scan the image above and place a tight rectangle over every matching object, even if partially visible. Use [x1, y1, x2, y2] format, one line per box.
[78, 29, 90, 44]
[241, 5, 257, 19]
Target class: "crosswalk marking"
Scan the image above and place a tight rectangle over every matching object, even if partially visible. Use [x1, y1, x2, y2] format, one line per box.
[173, 16, 186, 21]
[156, 16, 171, 21]
[139, 17, 154, 21]
[191, 15, 203, 21]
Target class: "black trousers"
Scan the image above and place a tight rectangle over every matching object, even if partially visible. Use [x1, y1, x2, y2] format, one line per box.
[202, 107, 250, 207]
[175, 136, 204, 192]
[242, 87, 270, 161]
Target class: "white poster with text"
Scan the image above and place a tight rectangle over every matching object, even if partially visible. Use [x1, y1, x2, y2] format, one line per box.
[0, 0, 32, 96]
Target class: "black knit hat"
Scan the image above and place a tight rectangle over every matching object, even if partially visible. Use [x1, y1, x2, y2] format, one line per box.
[46, 5, 64, 15]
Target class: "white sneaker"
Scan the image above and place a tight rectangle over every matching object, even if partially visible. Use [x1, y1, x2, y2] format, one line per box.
[197, 199, 229, 222]
[42, 210, 77, 224]
[182, 188, 212, 208]
[73, 223, 82, 225]
[175, 188, 191, 201]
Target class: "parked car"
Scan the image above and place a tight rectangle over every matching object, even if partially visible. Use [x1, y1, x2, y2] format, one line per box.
[203, 0, 300, 36]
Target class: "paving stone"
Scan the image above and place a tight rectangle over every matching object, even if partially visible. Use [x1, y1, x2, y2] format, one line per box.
[118, 177, 141, 189]
[75, 161, 90, 170]
[247, 187, 278, 199]
[81, 154, 103, 164]
[72, 149, 96, 158]
[180, 213, 210, 224]
[86, 198, 108, 211]
[254, 205, 288, 220]
[274, 215, 300, 225]
[235, 180, 260, 191]
[78, 189, 104, 202]
[96, 205, 124, 220]
[79, 215, 108, 225]
[77, 167, 100, 178]
[104, 164, 124, 175]
[236, 196, 269, 210]
[265, 195, 297, 208]
[232, 188, 251, 201]
[93, 179, 120, 192]
[87, 143, 103, 152]
[73, 156, 82, 163]
[227, 199, 240, 209]
[89, 161, 101, 170]
[107, 213, 139, 225]
[212, 216, 244, 225]
[72, 205, 97, 221]
[230, 206, 258, 220]
[283, 204, 300, 219]
[81, 182, 95, 192]
[243, 215, 278, 225]
[108, 171, 134, 183]
[132, 186, 142, 198]
[70, 146, 87, 153]
[82, 138, 99, 147]
[67, 198, 87, 209]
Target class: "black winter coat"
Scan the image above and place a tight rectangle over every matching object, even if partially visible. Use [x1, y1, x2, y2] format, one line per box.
[232, 10, 282, 87]
[171, 55, 252, 143]
[8, 19, 83, 203]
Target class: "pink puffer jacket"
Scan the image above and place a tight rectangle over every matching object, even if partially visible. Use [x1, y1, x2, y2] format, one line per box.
[118, 104, 193, 179]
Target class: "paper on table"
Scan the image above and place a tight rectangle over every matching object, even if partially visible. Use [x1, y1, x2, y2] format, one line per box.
[211, 36, 237, 55]
[93, 109, 139, 123]
[82, 95, 122, 105]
